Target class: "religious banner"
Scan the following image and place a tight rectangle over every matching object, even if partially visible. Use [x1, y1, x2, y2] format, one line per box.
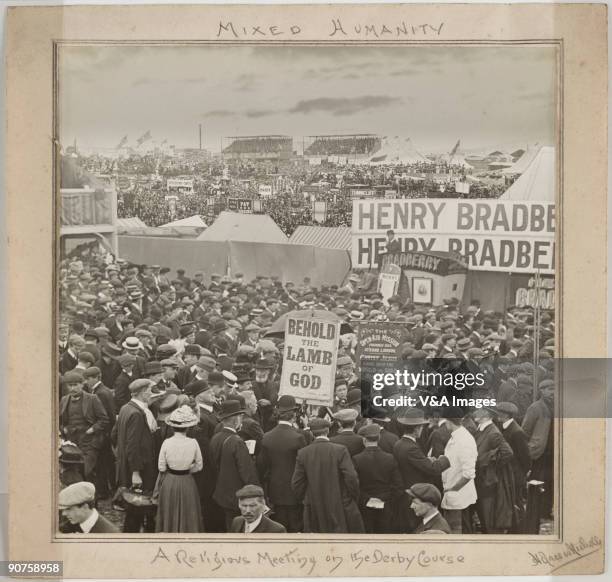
[377, 263, 401, 304]
[352, 198, 555, 273]
[313, 200, 327, 223]
[279, 314, 339, 406]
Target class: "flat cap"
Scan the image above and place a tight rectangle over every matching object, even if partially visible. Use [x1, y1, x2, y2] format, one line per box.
[160, 358, 178, 368]
[539, 379, 555, 390]
[197, 355, 217, 371]
[63, 371, 85, 384]
[496, 401, 519, 417]
[407, 483, 442, 506]
[82, 366, 101, 378]
[118, 354, 137, 367]
[336, 355, 353, 367]
[184, 344, 202, 356]
[78, 351, 95, 364]
[358, 423, 382, 438]
[236, 484, 265, 499]
[333, 408, 358, 423]
[59, 481, 96, 509]
[128, 378, 153, 394]
[309, 417, 331, 431]
[144, 361, 163, 375]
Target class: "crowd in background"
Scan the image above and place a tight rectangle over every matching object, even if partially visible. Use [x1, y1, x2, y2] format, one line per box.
[58, 245, 555, 536]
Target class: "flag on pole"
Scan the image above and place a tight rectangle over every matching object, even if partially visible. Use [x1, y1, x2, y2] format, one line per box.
[136, 130, 152, 146]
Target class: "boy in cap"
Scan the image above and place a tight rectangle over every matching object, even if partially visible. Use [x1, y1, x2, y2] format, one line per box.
[408, 483, 450, 534]
[230, 485, 286, 533]
[59, 481, 119, 533]
[353, 423, 403, 533]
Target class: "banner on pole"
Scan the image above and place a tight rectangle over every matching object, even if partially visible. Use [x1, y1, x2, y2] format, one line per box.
[279, 315, 339, 406]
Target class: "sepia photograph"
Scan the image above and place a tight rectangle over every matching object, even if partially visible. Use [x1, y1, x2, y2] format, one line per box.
[56, 42, 558, 538]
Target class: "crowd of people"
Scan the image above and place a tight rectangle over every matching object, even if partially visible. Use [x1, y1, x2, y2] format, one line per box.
[223, 137, 293, 155]
[305, 136, 381, 156]
[57, 245, 555, 536]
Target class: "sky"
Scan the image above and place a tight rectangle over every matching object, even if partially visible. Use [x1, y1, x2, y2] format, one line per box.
[59, 44, 557, 154]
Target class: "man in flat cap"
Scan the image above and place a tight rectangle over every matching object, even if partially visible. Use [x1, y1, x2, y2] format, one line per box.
[330, 408, 364, 457]
[257, 395, 308, 533]
[59, 482, 118, 533]
[408, 483, 450, 534]
[60, 371, 110, 484]
[113, 379, 158, 532]
[291, 417, 364, 533]
[230, 485, 286, 533]
[176, 344, 201, 390]
[353, 423, 403, 533]
[83, 366, 116, 498]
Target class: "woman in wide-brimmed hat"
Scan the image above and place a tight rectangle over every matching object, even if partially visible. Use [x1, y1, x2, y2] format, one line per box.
[155, 405, 203, 533]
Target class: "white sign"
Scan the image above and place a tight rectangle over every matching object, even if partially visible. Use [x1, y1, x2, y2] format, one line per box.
[352, 199, 555, 274]
[259, 184, 273, 198]
[167, 178, 194, 191]
[378, 264, 401, 305]
[350, 189, 377, 199]
[279, 315, 339, 406]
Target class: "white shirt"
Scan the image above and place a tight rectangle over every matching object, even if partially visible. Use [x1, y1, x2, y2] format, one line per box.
[244, 513, 263, 533]
[278, 421, 293, 427]
[198, 403, 213, 413]
[80, 509, 99, 533]
[158, 433, 203, 472]
[478, 419, 493, 432]
[131, 398, 158, 432]
[422, 510, 440, 526]
[502, 418, 514, 430]
[441, 426, 477, 510]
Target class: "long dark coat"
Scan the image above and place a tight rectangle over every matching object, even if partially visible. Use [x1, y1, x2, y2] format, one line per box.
[291, 438, 364, 533]
[210, 427, 259, 511]
[114, 401, 157, 492]
[257, 423, 307, 506]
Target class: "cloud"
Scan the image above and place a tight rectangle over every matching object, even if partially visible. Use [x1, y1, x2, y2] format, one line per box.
[289, 95, 402, 116]
[244, 109, 275, 118]
[203, 109, 235, 118]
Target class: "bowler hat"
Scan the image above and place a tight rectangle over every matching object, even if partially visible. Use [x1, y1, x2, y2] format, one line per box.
[346, 388, 362, 406]
[277, 394, 299, 412]
[218, 399, 246, 420]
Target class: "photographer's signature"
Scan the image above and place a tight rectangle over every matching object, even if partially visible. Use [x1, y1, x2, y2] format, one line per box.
[529, 536, 602, 573]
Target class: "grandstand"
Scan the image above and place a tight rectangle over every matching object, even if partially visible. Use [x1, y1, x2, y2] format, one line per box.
[222, 135, 293, 161]
[304, 134, 381, 164]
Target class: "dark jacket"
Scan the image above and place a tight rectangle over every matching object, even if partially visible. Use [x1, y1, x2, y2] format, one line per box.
[113, 400, 157, 492]
[89, 513, 120, 533]
[414, 512, 451, 534]
[377, 428, 399, 454]
[500, 419, 531, 481]
[113, 372, 135, 411]
[292, 438, 363, 533]
[210, 427, 259, 511]
[89, 382, 116, 430]
[393, 436, 450, 488]
[176, 364, 197, 391]
[59, 350, 78, 375]
[331, 430, 365, 457]
[353, 446, 403, 504]
[257, 423, 307, 506]
[60, 392, 109, 447]
[230, 515, 287, 533]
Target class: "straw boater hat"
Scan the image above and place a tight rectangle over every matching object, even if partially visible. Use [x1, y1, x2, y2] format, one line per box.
[166, 405, 198, 429]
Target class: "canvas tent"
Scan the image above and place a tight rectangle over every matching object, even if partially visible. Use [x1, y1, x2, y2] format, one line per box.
[500, 146, 555, 202]
[365, 137, 429, 165]
[197, 212, 287, 243]
[289, 226, 351, 250]
[117, 217, 147, 230]
[502, 144, 541, 176]
[161, 215, 207, 228]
